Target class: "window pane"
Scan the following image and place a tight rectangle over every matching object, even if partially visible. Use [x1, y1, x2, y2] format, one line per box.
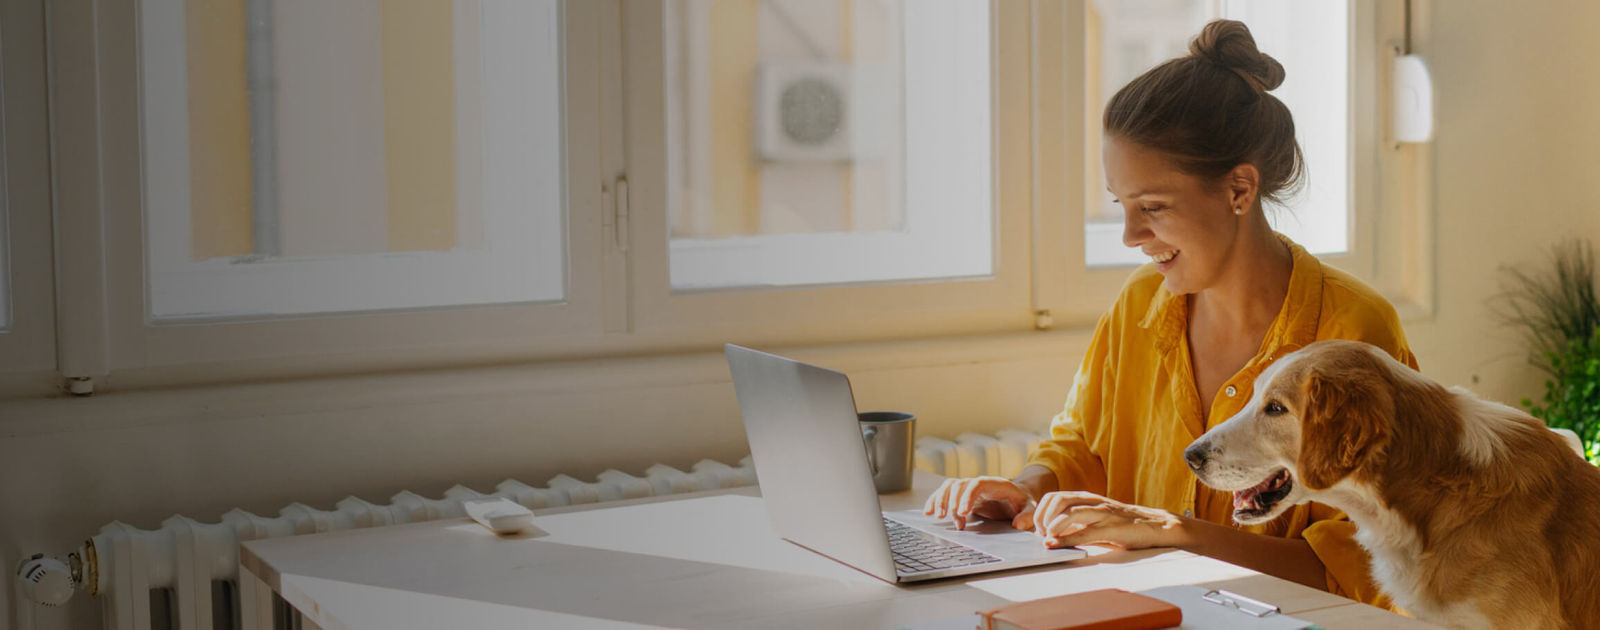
[140, 0, 565, 321]
[665, 0, 992, 290]
[1084, 0, 1349, 267]
[1224, 0, 1349, 255]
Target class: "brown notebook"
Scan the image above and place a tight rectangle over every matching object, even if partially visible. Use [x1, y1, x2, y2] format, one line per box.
[978, 588, 1183, 630]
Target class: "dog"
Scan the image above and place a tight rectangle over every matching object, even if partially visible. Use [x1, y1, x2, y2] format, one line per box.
[1183, 339, 1600, 629]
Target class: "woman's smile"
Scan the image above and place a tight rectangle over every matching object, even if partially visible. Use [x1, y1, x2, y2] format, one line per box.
[1148, 249, 1179, 270]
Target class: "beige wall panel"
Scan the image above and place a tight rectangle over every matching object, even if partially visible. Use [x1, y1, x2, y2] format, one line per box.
[383, 0, 458, 253]
[1084, 2, 1108, 223]
[1402, 0, 1600, 403]
[709, 0, 761, 236]
[185, 0, 254, 260]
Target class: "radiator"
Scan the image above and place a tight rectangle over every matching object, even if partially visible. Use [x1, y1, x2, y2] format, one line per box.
[15, 429, 1045, 630]
[914, 429, 1048, 479]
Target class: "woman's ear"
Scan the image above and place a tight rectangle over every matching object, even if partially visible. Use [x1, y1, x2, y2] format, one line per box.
[1227, 163, 1260, 213]
[1296, 366, 1393, 490]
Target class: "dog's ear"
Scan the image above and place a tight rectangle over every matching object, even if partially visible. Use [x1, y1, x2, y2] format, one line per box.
[1297, 365, 1393, 491]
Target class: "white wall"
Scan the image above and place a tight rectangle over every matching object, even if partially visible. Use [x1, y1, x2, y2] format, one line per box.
[1399, 0, 1600, 403]
[8, 1, 1600, 628]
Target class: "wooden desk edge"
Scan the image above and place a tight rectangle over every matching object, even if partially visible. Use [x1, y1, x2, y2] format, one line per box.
[239, 542, 281, 592]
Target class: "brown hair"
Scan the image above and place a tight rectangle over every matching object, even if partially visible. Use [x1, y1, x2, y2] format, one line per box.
[1103, 19, 1303, 207]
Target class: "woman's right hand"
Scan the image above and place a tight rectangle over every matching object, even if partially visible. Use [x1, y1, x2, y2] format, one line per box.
[922, 476, 1037, 531]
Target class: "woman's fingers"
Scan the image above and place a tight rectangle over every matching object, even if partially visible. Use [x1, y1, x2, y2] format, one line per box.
[1043, 504, 1114, 540]
[922, 479, 959, 518]
[923, 478, 974, 528]
[948, 478, 974, 529]
[922, 478, 958, 516]
[1011, 503, 1037, 531]
[923, 477, 1026, 531]
[1031, 498, 1183, 549]
[1039, 504, 1132, 549]
[1032, 491, 1106, 534]
[954, 478, 984, 520]
[1046, 524, 1135, 549]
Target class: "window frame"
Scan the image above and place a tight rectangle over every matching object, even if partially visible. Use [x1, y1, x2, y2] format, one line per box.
[621, 0, 1036, 346]
[0, 0, 57, 392]
[23, 0, 1431, 394]
[137, 0, 572, 322]
[1031, 0, 1427, 328]
[47, 0, 614, 387]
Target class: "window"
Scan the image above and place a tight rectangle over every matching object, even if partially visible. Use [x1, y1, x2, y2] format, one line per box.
[663, 0, 993, 290]
[139, 0, 566, 320]
[1027, 0, 1412, 326]
[30, 0, 1422, 392]
[0, 0, 58, 382]
[1083, 0, 1351, 268]
[624, 0, 1032, 341]
[44, 0, 607, 380]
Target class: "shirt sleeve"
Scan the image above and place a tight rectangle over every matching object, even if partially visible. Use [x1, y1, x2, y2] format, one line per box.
[1024, 314, 1112, 495]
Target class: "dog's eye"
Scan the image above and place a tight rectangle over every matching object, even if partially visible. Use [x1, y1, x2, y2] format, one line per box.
[1264, 401, 1287, 415]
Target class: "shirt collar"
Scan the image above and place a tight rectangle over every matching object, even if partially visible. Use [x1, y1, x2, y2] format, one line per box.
[1138, 233, 1323, 356]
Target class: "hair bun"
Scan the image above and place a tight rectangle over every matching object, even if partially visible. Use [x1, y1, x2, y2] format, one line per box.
[1188, 19, 1285, 92]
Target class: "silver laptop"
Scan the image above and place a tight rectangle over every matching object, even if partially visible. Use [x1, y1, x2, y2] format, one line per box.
[725, 344, 1086, 583]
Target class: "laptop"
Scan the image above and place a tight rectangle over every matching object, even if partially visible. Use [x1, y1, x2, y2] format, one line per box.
[725, 344, 1086, 583]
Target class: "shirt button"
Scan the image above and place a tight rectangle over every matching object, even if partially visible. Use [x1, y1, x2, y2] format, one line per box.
[1225, 385, 1238, 397]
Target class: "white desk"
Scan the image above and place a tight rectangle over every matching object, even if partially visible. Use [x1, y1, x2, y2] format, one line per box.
[240, 473, 1438, 629]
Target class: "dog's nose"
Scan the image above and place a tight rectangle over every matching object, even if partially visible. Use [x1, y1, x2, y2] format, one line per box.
[1183, 444, 1207, 473]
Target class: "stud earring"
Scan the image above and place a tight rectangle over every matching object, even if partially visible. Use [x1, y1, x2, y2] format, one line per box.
[1234, 207, 1244, 215]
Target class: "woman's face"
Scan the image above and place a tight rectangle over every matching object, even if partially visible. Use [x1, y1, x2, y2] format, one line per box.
[1103, 135, 1243, 296]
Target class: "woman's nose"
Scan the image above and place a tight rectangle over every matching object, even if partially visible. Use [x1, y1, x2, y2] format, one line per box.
[1122, 209, 1151, 249]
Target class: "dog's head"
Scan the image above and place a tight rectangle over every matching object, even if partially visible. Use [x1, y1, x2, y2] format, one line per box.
[1184, 340, 1396, 524]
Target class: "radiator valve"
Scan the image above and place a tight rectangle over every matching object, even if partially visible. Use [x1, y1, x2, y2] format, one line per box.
[16, 553, 78, 607]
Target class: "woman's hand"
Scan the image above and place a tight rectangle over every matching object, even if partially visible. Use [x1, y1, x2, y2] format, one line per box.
[922, 476, 1036, 531]
[1032, 491, 1186, 550]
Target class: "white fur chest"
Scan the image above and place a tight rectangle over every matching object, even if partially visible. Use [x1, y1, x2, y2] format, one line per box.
[1352, 512, 1492, 629]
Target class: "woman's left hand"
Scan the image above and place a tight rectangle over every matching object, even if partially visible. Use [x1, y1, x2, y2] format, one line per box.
[1031, 491, 1187, 550]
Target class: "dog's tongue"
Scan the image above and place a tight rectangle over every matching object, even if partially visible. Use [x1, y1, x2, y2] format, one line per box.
[1233, 473, 1279, 511]
[1233, 488, 1260, 511]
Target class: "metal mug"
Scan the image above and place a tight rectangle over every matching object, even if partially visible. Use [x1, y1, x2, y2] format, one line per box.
[858, 411, 916, 494]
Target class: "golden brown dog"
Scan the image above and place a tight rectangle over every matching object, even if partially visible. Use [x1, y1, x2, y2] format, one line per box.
[1184, 339, 1600, 629]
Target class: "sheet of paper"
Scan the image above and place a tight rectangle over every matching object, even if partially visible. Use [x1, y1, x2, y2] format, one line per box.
[965, 551, 1250, 602]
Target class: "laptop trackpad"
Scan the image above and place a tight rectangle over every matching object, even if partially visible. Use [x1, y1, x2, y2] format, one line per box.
[883, 509, 1085, 561]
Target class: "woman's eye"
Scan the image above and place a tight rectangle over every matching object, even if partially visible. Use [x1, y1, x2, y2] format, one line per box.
[1264, 402, 1286, 415]
[1141, 206, 1164, 213]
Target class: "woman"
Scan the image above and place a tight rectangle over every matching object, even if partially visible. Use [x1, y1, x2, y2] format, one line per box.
[924, 20, 1414, 608]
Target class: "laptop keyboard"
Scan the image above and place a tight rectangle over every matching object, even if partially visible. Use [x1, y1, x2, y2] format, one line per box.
[884, 517, 1003, 574]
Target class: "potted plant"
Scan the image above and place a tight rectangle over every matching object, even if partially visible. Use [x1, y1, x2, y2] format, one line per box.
[1498, 239, 1600, 464]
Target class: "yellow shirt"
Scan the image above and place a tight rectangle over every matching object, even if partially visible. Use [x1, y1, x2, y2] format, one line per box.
[1026, 236, 1416, 608]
